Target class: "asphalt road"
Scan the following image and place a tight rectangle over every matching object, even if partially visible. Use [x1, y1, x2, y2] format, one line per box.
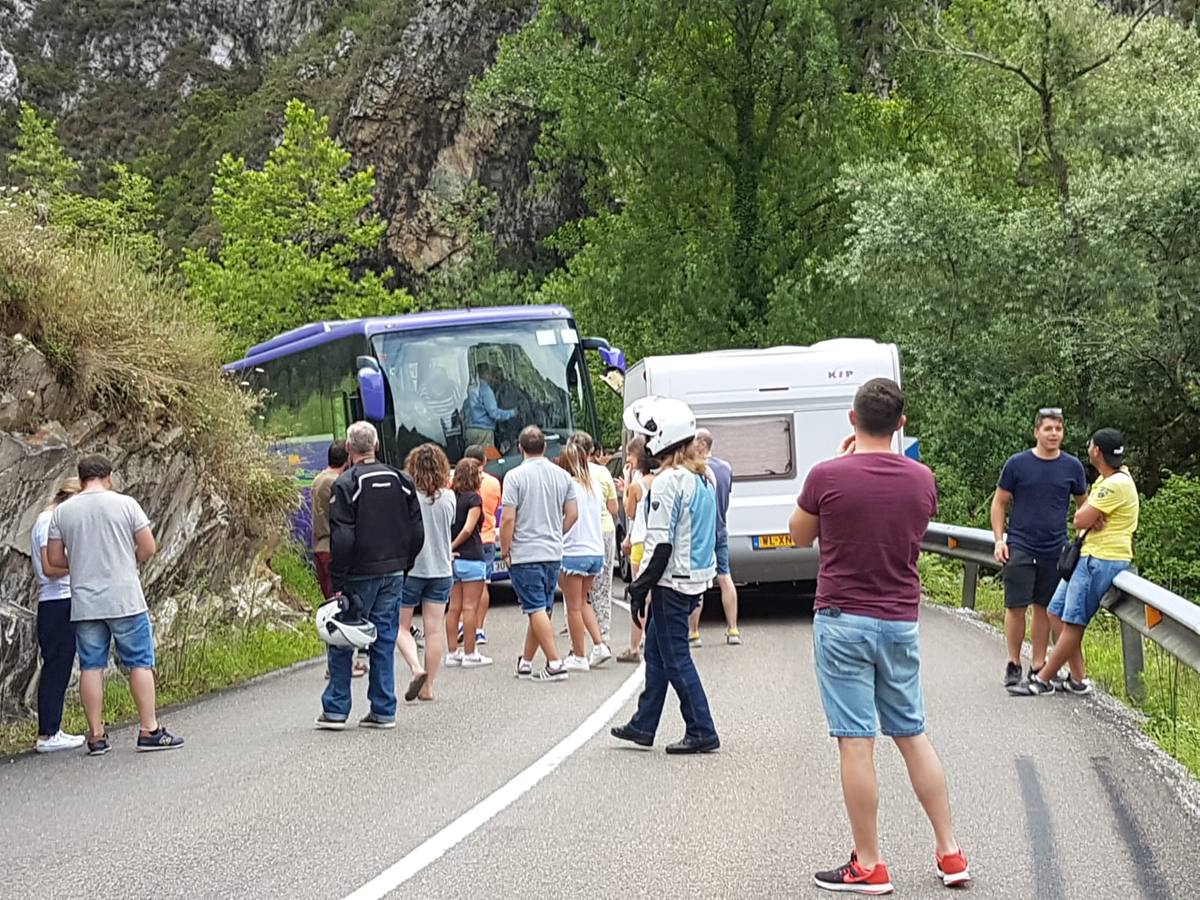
[2, 585, 1199, 900]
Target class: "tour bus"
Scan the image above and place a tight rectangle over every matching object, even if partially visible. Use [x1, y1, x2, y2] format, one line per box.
[623, 339, 916, 588]
[225, 305, 626, 573]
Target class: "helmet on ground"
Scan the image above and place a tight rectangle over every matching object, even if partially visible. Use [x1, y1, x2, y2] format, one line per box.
[623, 396, 697, 457]
[315, 596, 378, 650]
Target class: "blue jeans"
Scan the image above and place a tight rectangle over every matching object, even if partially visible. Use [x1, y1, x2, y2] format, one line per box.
[629, 587, 718, 742]
[321, 573, 402, 722]
[510, 561, 560, 614]
[1048, 556, 1130, 626]
[812, 609, 924, 739]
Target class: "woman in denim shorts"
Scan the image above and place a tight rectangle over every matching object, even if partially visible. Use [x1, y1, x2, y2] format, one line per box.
[446, 458, 492, 668]
[396, 444, 455, 702]
[557, 444, 613, 671]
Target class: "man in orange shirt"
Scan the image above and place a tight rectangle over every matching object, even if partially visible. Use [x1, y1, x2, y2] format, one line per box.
[464, 445, 502, 645]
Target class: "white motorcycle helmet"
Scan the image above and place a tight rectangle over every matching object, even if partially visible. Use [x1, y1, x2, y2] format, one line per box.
[315, 596, 378, 650]
[623, 396, 698, 457]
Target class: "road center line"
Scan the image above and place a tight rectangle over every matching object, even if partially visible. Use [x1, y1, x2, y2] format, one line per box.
[343, 660, 646, 900]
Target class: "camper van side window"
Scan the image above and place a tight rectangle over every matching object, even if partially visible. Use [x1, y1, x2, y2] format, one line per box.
[698, 415, 794, 481]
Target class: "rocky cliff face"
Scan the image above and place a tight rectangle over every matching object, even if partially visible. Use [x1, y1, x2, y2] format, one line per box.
[0, 335, 297, 720]
[0, 0, 582, 280]
[339, 0, 585, 274]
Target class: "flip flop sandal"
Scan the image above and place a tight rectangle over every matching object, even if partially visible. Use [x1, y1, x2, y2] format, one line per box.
[405, 672, 428, 702]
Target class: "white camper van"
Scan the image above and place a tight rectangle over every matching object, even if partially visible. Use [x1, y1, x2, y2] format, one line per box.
[623, 340, 910, 587]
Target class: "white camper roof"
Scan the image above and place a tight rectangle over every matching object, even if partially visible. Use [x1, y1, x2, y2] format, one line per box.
[632, 339, 899, 411]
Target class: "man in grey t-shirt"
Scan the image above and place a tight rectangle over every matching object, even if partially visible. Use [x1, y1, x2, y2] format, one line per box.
[47, 454, 183, 756]
[500, 426, 577, 682]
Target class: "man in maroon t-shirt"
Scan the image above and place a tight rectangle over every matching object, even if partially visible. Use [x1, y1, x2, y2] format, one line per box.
[788, 377, 969, 895]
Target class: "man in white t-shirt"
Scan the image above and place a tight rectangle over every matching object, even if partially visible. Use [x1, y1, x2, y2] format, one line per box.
[500, 427, 577, 682]
[46, 454, 183, 756]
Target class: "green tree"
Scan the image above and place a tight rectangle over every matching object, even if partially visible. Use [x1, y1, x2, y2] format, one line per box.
[6, 105, 162, 267]
[476, 0, 859, 349]
[182, 100, 410, 355]
[825, 4, 1200, 516]
[7, 102, 80, 194]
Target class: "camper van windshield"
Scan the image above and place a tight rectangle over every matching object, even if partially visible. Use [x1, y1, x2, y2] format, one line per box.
[698, 415, 794, 481]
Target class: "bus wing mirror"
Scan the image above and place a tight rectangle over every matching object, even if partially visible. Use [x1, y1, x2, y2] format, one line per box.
[582, 337, 626, 394]
[356, 357, 386, 422]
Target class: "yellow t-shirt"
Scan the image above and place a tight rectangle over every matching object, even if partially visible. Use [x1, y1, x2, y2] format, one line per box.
[1081, 469, 1139, 561]
[588, 462, 618, 534]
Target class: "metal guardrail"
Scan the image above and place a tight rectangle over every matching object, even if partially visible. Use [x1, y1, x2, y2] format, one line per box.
[922, 522, 1200, 700]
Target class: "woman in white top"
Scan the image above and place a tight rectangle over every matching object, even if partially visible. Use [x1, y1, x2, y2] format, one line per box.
[396, 444, 455, 702]
[618, 437, 655, 663]
[557, 443, 612, 671]
[30, 477, 86, 753]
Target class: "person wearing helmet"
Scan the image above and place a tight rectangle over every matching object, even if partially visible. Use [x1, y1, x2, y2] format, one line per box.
[317, 421, 425, 730]
[610, 397, 720, 754]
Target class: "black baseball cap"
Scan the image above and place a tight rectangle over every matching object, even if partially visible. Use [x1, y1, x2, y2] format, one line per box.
[1091, 428, 1126, 467]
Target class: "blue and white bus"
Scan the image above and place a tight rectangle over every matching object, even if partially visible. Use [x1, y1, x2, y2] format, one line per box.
[224, 305, 626, 551]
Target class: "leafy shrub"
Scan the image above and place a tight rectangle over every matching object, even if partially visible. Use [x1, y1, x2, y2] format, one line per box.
[0, 206, 296, 536]
[1137, 473, 1200, 604]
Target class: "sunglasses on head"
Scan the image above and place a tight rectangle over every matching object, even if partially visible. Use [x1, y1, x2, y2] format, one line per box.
[1038, 407, 1063, 417]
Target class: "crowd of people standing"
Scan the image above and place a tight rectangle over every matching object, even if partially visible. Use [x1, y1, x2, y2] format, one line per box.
[24, 376, 1146, 899]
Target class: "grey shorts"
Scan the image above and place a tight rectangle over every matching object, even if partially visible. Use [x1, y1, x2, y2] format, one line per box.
[1002, 547, 1061, 609]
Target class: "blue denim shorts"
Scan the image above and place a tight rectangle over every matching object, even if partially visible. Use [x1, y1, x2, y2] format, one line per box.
[76, 612, 156, 671]
[1048, 556, 1130, 627]
[453, 558, 488, 583]
[482, 543, 496, 579]
[510, 561, 560, 614]
[813, 609, 924, 739]
[401, 575, 452, 607]
[561, 554, 604, 576]
[715, 538, 730, 576]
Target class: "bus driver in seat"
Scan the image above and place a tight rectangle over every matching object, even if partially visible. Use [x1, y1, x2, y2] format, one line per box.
[465, 362, 516, 450]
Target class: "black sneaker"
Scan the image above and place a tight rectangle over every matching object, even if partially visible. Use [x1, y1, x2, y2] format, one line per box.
[515, 657, 533, 680]
[86, 733, 111, 756]
[1004, 661, 1022, 687]
[315, 713, 347, 730]
[136, 726, 184, 751]
[1008, 676, 1055, 696]
[1062, 678, 1093, 695]
[611, 723, 654, 747]
[359, 714, 396, 729]
[411, 625, 425, 649]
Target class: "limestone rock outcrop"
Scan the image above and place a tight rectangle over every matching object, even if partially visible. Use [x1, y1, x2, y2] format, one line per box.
[0, 336, 298, 720]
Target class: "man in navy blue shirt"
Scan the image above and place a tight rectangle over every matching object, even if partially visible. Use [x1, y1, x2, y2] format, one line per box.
[990, 408, 1088, 688]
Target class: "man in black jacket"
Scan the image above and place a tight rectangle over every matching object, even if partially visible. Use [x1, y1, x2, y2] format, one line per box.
[317, 421, 425, 730]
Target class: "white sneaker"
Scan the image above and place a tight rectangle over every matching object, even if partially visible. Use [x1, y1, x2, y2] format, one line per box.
[563, 653, 590, 672]
[444, 649, 464, 667]
[36, 730, 86, 753]
[589, 644, 613, 668]
[462, 651, 494, 668]
[532, 664, 568, 683]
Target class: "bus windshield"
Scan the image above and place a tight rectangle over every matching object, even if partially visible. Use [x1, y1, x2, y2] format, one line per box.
[371, 318, 591, 464]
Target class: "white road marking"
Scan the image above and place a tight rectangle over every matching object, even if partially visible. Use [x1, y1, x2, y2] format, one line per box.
[343, 660, 646, 899]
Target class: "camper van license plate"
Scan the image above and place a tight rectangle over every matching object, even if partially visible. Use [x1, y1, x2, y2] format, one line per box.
[753, 533, 796, 550]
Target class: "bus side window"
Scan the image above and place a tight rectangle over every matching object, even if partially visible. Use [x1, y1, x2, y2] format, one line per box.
[332, 391, 350, 439]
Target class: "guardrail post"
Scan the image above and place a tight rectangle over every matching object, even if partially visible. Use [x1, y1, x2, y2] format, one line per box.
[962, 562, 979, 610]
[1119, 620, 1145, 702]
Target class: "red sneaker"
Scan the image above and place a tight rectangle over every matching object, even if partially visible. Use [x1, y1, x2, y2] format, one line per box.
[936, 847, 970, 886]
[814, 853, 894, 895]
